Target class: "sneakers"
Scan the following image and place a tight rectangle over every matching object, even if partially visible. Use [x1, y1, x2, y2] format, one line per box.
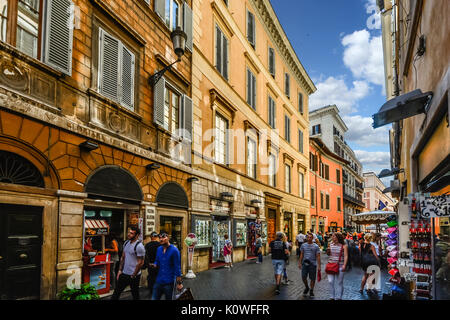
[303, 287, 309, 296]
[275, 289, 280, 295]
[309, 290, 314, 297]
[256, 261, 261, 264]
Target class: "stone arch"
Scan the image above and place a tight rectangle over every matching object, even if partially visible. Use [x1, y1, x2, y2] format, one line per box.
[84, 165, 143, 201]
[156, 182, 189, 209]
[0, 136, 60, 189]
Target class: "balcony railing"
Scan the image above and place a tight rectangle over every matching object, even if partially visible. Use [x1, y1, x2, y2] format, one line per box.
[343, 193, 365, 207]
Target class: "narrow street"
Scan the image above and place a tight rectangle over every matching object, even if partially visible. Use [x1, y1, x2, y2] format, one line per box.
[111, 252, 390, 300]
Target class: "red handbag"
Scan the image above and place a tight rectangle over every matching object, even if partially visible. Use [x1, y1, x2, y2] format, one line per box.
[325, 245, 344, 275]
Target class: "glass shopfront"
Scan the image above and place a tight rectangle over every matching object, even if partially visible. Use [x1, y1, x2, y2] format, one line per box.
[234, 220, 247, 248]
[160, 216, 183, 250]
[192, 215, 212, 248]
[211, 216, 230, 263]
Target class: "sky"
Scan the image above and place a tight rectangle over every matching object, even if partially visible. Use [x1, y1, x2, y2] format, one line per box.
[271, 0, 391, 185]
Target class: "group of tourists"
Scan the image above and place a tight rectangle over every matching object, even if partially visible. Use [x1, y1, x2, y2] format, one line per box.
[106, 226, 182, 300]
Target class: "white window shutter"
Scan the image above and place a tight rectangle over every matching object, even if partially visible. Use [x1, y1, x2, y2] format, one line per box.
[183, 95, 193, 141]
[154, 0, 165, 21]
[99, 29, 120, 101]
[44, 0, 74, 75]
[153, 76, 166, 128]
[183, 3, 193, 52]
[120, 46, 135, 110]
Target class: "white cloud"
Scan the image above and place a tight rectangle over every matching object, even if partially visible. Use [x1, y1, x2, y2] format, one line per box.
[354, 150, 391, 175]
[342, 30, 384, 87]
[343, 115, 390, 147]
[309, 76, 370, 115]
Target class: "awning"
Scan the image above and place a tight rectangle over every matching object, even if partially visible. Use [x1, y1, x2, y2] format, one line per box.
[372, 89, 433, 128]
[85, 219, 109, 236]
[351, 211, 396, 225]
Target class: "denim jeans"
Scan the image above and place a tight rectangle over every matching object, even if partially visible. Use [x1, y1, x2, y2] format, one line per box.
[111, 273, 141, 300]
[152, 282, 175, 300]
[257, 252, 263, 263]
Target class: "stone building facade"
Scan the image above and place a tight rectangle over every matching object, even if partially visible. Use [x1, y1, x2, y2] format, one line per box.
[0, 0, 195, 299]
[189, 0, 316, 271]
[362, 172, 397, 211]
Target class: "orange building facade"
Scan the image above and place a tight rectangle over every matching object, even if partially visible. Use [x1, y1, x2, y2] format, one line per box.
[309, 137, 348, 233]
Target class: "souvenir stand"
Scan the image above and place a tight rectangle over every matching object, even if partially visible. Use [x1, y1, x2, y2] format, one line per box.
[82, 219, 114, 294]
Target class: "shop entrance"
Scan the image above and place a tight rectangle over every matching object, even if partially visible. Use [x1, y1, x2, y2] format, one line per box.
[0, 204, 42, 300]
[283, 212, 292, 241]
[211, 217, 230, 263]
[160, 216, 183, 250]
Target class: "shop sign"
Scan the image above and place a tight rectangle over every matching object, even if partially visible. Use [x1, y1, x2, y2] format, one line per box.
[416, 193, 450, 218]
[210, 199, 230, 215]
[145, 206, 156, 236]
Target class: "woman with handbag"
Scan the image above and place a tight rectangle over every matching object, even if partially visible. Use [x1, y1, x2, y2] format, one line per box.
[325, 232, 348, 300]
[359, 234, 380, 294]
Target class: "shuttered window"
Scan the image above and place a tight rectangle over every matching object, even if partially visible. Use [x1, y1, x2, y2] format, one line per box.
[284, 115, 290, 143]
[299, 172, 304, 198]
[326, 194, 330, 210]
[247, 137, 257, 178]
[247, 10, 255, 48]
[183, 2, 193, 51]
[247, 68, 256, 110]
[215, 113, 228, 164]
[215, 25, 228, 80]
[268, 153, 276, 187]
[285, 73, 290, 98]
[268, 47, 275, 77]
[311, 188, 315, 207]
[337, 197, 341, 211]
[298, 129, 303, 153]
[298, 92, 303, 114]
[99, 28, 135, 110]
[285, 164, 291, 193]
[268, 95, 276, 128]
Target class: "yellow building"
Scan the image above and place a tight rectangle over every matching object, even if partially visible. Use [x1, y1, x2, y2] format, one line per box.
[190, 0, 316, 271]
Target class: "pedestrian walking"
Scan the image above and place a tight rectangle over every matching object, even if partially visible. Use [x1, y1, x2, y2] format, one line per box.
[111, 226, 145, 300]
[298, 233, 321, 298]
[359, 233, 380, 294]
[255, 233, 263, 264]
[326, 232, 348, 300]
[144, 231, 161, 297]
[269, 232, 290, 295]
[105, 233, 119, 290]
[152, 232, 183, 300]
[224, 234, 233, 268]
[296, 231, 306, 257]
[282, 234, 291, 284]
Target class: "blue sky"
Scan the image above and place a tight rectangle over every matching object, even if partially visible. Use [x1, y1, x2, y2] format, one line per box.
[271, 0, 391, 180]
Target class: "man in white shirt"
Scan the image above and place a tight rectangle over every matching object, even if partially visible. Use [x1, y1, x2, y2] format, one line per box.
[296, 231, 306, 256]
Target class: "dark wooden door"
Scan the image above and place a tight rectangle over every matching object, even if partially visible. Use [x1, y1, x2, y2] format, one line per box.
[267, 209, 276, 244]
[0, 204, 42, 300]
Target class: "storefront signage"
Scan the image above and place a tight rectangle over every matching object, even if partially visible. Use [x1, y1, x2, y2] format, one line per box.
[145, 206, 156, 236]
[416, 193, 450, 218]
[210, 199, 230, 215]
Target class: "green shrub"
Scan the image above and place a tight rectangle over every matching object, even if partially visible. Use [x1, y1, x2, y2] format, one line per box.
[58, 283, 100, 300]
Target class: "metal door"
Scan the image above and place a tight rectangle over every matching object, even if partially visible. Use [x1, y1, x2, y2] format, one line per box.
[0, 204, 42, 300]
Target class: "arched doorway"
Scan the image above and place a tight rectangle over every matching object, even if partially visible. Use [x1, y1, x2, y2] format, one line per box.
[156, 182, 189, 271]
[83, 166, 143, 294]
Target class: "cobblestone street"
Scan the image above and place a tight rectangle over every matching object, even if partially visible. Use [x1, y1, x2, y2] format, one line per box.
[110, 252, 390, 300]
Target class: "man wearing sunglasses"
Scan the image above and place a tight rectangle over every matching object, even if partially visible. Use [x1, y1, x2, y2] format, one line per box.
[152, 232, 183, 300]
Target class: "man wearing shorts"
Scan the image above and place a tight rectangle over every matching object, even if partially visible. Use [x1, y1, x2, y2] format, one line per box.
[298, 233, 321, 297]
[269, 232, 289, 295]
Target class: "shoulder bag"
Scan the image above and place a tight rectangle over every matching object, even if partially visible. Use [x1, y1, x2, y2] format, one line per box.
[325, 245, 343, 275]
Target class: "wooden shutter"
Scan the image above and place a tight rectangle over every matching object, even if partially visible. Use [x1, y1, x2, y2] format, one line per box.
[299, 93, 303, 114]
[326, 194, 330, 209]
[153, 76, 166, 128]
[120, 46, 135, 110]
[216, 26, 222, 74]
[99, 29, 119, 101]
[44, 0, 74, 75]
[183, 3, 193, 52]
[299, 130, 303, 153]
[154, 0, 165, 20]
[247, 11, 255, 47]
[325, 165, 329, 180]
[183, 95, 193, 141]
[269, 47, 275, 76]
[247, 69, 251, 105]
[222, 33, 228, 80]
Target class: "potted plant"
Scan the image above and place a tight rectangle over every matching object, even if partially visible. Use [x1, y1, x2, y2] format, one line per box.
[58, 283, 100, 300]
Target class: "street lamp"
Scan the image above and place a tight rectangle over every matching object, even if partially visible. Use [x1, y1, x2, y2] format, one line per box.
[149, 26, 187, 87]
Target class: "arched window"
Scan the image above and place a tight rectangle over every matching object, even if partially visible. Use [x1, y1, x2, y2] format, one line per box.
[0, 150, 45, 188]
[156, 182, 188, 209]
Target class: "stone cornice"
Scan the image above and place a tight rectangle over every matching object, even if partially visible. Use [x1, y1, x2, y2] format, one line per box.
[309, 105, 348, 132]
[253, 0, 316, 95]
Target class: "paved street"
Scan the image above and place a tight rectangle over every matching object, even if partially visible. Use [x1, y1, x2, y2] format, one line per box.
[109, 252, 391, 300]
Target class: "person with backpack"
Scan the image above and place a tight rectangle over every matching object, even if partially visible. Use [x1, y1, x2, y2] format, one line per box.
[269, 232, 290, 295]
[144, 231, 161, 297]
[152, 232, 183, 300]
[224, 234, 233, 268]
[111, 226, 146, 300]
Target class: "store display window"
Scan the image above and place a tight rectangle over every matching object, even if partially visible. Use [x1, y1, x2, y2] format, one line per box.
[192, 216, 212, 248]
[160, 216, 183, 250]
[234, 220, 247, 247]
[261, 221, 268, 244]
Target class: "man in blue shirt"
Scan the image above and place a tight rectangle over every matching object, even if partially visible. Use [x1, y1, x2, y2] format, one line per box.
[152, 232, 183, 300]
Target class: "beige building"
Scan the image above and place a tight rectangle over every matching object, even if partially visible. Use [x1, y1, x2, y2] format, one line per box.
[362, 172, 396, 211]
[190, 0, 316, 271]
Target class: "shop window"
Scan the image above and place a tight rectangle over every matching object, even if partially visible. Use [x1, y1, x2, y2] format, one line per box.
[192, 217, 212, 248]
[0, 0, 74, 75]
[234, 220, 247, 247]
[164, 85, 181, 134]
[285, 164, 291, 193]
